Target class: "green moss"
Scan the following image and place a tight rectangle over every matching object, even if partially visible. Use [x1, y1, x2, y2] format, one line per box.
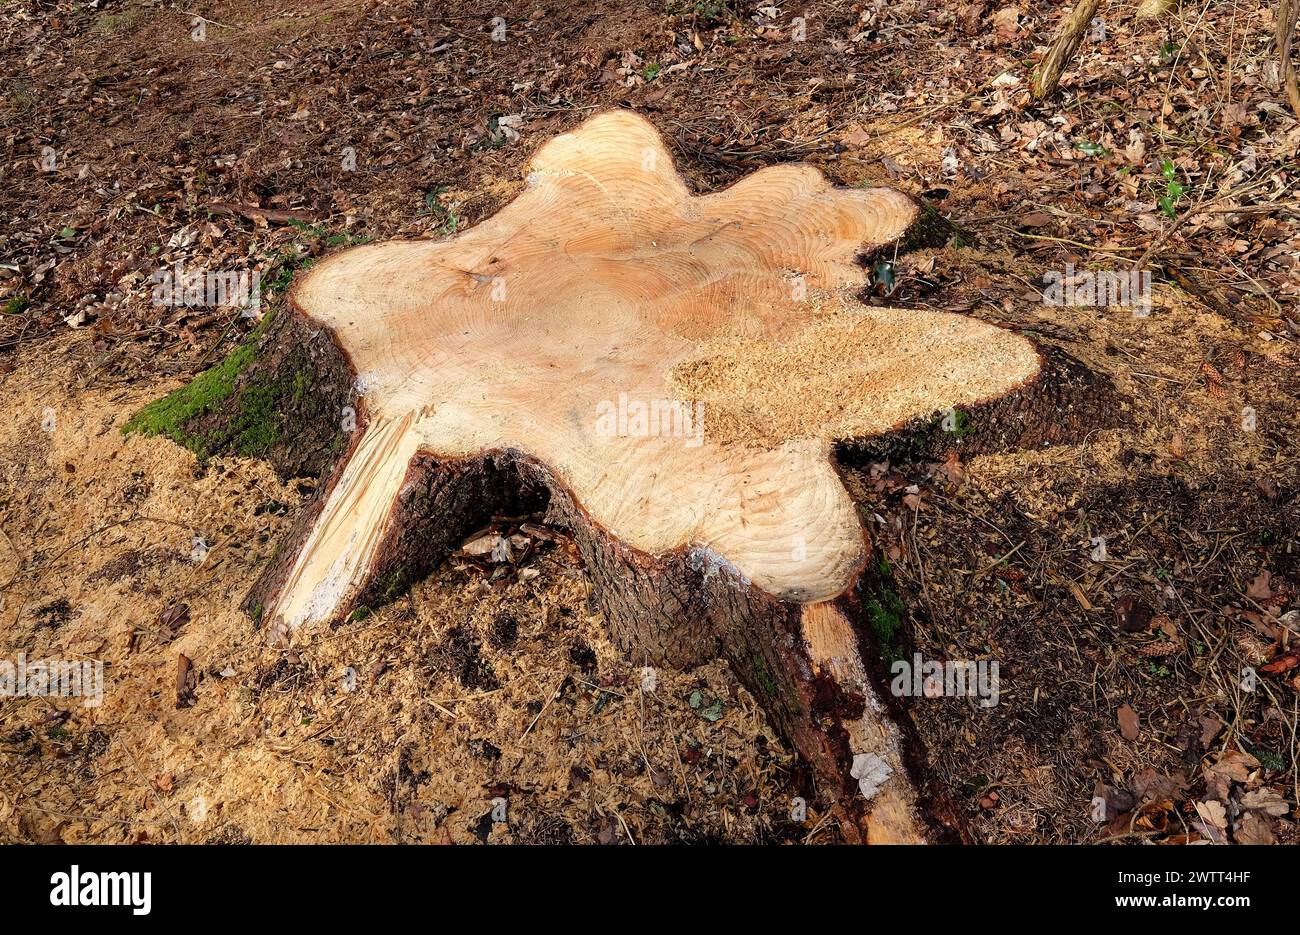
[751, 654, 777, 698]
[122, 341, 256, 456]
[2, 296, 30, 316]
[864, 557, 907, 664]
[123, 312, 277, 460]
[229, 379, 282, 456]
[292, 368, 312, 403]
[946, 407, 975, 438]
[347, 606, 372, 623]
[94, 9, 147, 32]
[249, 602, 264, 626]
[383, 567, 412, 600]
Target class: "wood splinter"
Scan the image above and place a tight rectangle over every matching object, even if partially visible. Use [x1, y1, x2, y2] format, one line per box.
[244, 111, 1043, 842]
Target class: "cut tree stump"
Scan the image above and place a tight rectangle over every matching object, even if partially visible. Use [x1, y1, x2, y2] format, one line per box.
[174, 111, 1065, 842]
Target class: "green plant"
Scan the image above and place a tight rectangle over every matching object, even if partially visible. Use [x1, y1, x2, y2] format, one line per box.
[1157, 159, 1185, 218]
[2, 296, 30, 315]
[122, 311, 278, 459]
[419, 186, 461, 236]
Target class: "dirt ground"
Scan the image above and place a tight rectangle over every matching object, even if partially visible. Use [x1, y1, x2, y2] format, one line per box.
[2, 0, 1298, 843]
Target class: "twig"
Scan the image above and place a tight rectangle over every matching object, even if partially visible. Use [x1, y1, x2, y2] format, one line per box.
[521, 674, 567, 739]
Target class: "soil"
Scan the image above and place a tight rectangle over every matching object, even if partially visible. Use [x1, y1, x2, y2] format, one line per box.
[2, 0, 1297, 844]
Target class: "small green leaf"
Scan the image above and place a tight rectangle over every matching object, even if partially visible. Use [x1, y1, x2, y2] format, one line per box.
[873, 259, 896, 294]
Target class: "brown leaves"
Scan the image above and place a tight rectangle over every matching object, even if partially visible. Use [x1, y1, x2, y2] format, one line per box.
[1239, 789, 1290, 817]
[1192, 799, 1228, 842]
[938, 450, 965, 486]
[1235, 811, 1275, 845]
[1117, 703, 1140, 741]
[1197, 747, 1292, 843]
[1114, 594, 1151, 633]
[840, 126, 872, 148]
[176, 653, 197, 709]
[1131, 768, 1187, 801]
[1203, 749, 1259, 805]
[1017, 211, 1053, 228]
[1245, 570, 1273, 601]
[1258, 653, 1299, 676]
[991, 6, 1021, 40]
[159, 602, 190, 634]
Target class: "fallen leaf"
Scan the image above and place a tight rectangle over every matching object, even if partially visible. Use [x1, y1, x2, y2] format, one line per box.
[1193, 799, 1228, 842]
[1198, 715, 1223, 748]
[992, 6, 1021, 38]
[1018, 211, 1053, 228]
[939, 450, 965, 485]
[841, 126, 872, 147]
[1259, 653, 1299, 676]
[1117, 703, 1140, 741]
[1206, 749, 1259, 785]
[159, 603, 190, 632]
[1234, 810, 1275, 845]
[1239, 788, 1289, 816]
[176, 653, 196, 709]
[1246, 570, 1272, 601]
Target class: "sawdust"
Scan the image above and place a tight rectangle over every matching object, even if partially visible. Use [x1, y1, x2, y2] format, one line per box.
[0, 335, 809, 844]
[670, 289, 1040, 447]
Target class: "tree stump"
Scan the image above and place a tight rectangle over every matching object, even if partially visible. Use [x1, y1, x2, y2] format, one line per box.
[164, 112, 1061, 842]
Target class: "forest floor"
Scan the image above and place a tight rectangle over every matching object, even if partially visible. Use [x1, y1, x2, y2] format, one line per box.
[1, 0, 1298, 844]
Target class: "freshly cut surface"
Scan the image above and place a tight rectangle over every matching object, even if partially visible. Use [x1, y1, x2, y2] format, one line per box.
[272, 110, 1039, 631]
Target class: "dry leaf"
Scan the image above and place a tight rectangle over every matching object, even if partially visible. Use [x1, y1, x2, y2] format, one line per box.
[1234, 810, 1275, 845]
[1259, 653, 1299, 676]
[1193, 799, 1228, 842]
[1239, 789, 1290, 816]
[1246, 570, 1273, 601]
[1018, 211, 1053, 227]
[1117, 703, 1140, 741]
